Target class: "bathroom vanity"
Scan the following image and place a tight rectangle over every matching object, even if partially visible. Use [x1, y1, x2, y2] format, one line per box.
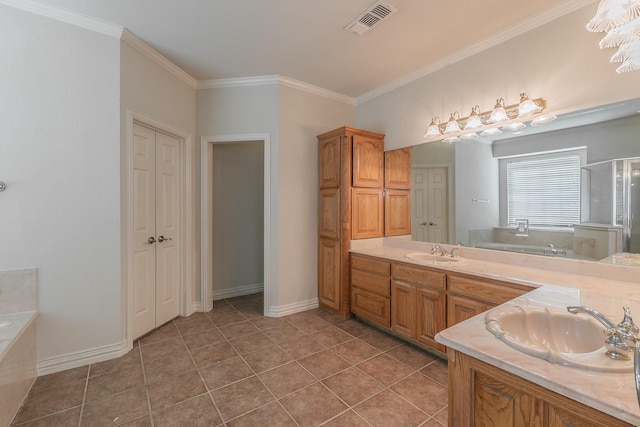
[349, 237, 640, 426]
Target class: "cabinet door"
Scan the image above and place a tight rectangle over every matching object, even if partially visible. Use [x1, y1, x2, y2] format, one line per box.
[447, 295, 492, 327]
[318, 237, 341, 311]
[352, 188, 384, 239]
[384, 147, 412, 189]
[547, 405, 607, 427]
[391, 280, 416, 338]
[319, 135, 341, 188]
[351, 287, 390, 327]
[416, 287, 446, 352]
[473, 372, 540, 427]
[319, 188, 340, 239]
[352, 135, 383, 188]
[384, 189, 411, 236]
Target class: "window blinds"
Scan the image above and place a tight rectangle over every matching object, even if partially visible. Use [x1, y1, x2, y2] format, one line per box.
[507, 154, 581, 227]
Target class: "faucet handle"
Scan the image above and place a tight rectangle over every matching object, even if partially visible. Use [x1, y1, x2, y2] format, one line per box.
[620, 306, 639, 334]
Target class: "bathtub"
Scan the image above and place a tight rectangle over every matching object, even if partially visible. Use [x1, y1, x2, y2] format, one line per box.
[0, 268, 38, 426]
[473, 242, 575, 257]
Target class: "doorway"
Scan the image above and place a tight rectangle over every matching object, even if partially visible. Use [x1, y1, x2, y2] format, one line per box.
[201, 134, 271, 314]
[411, 167, 449, 243]
[212, 142, 264, 299]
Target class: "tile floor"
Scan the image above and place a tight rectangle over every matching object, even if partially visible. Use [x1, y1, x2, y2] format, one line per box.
[11, 293, 449, 426]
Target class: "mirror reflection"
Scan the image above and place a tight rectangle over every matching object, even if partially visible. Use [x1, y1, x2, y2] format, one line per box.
[410, 99, 640, 264]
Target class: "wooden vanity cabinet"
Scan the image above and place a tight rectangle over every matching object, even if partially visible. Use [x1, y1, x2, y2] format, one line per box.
[391, 262, 446, 352]
[447, 273, 533, 327]
[448, 349, 633, 427]
[384, 148, 411, 236]
[350, 254, 391, 327]
[317, 127, 385, 317]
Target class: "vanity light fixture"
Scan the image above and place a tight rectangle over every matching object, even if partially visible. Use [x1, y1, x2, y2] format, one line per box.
[423, 94, 547, 143]
[587, 0, 640, 73]
[444, 111, 462, 134]
[517, 93, 543, 118]
[424, 116, 442, 137]
[488, 98, 508, 124]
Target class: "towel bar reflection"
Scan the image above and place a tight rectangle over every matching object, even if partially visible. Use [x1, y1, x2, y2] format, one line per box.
[0, 182, 6, 192]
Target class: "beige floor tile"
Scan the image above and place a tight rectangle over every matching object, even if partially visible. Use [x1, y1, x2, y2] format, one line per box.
[10, 406, 80, 427]
[332, 338, 380, 364]
[12, 380, 85, 425]
[322, 410, 371, 427]
[188, 341, 238, 369]
[262, 324, 307, 344]
[354, 389, 428, 427]
[308, 326, 353, 347]
[181, 327, 225, 351]
[322, 366, 385, 406]
[298, 349, 351, 380]
[357, 353, 415, 386]
[143, 351, 197, 384]
[29, 366, 89, 393]
[278, 335, 326, 359]
[386, 343, 437, 370]
[258, 361, 316, 398]
[85, 363, 145, 402]
[139, 321, 181, 346]
[199, 356, 254, 390]
[359, 329, 403, 351]
[147, 371, 207, 412]
[80, 386, 150, 427]
[420, 358, 449, 387]
[242, 345, 293, 374]
[90, 345, 141, 377]
[228, 331, 274, 355]
[153, 394, 222, 427]
[390, 373, 448, 415]
[279, 383, 347, 427]
[210, 376, 274, 422]
[225, 401, 296, 427]
[218, 320, 260, 339]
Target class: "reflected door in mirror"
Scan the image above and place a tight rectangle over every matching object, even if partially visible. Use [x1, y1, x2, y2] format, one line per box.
[411, 167, 448, 242]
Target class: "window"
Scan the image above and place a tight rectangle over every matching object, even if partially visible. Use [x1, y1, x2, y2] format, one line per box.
[503, 151, 582, 227]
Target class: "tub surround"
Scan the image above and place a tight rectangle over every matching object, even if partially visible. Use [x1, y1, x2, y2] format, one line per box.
[0, 268, 38, 427]
[350, 238, 640, 425]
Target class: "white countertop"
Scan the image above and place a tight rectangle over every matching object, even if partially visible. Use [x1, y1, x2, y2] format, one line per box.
[350, 237, 640, 425]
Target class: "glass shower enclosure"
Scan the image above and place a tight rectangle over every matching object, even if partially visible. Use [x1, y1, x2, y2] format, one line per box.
[581, 157, 640, 253]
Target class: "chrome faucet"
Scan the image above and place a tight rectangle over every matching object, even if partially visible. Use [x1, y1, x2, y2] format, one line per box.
[568, 306, 640, 411]
[548, 244, 557, 255]
[431, 244, 447, 256]
[567, 306, 638, 360]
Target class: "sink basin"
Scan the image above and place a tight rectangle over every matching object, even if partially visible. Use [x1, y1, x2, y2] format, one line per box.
[485, 305, 633, 372]
[405, 252, 463, 264]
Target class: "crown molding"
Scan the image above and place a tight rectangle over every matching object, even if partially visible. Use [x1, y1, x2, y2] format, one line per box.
[198, 75, 356, 105]
[356, 0, 599, 104]
[0, 0, 123, 38]
[121, 29, 197, 89]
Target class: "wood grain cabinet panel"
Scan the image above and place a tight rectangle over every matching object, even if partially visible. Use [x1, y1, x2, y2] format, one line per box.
[416, 286, 446, 352]
[319, 188, 340, 239]
[318, 238, 341, 311]
[448, 349, 634, 427]
[319, 135, 341, 188]
[384, 189, 411, 236]
[351, 287, 391, 327]
[352, 135, 383, 188]
[391, 280, 416, 338]
[352, 188, 384, 239]
[447, 294, 492, 327]
[384, 147, 412, 189]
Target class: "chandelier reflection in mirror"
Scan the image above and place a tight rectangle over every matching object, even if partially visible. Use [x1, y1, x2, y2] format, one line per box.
[423, 93, 553, 143]
[587, 0, 640, 73]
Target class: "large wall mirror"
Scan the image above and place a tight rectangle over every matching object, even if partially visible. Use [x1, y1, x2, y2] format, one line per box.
[409, 98, 640, 265]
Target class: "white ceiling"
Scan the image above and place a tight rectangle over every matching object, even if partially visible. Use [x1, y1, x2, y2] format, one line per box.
[35, 0, 595, 98]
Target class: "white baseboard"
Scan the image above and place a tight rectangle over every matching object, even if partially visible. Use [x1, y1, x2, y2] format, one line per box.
[37, 340, 129, 376]
[212, 283, 264, 301]
[267, 298, 319, 317]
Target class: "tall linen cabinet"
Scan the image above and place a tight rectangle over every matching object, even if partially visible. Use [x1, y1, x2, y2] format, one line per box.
[318, 127, 411, 318]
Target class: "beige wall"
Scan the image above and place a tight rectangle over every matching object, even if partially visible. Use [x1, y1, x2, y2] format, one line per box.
[355, 5, 640, 151]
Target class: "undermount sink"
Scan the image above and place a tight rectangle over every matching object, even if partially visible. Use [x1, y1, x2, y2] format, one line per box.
[405, 252, 463, 264]
[485, 305, 634, 372]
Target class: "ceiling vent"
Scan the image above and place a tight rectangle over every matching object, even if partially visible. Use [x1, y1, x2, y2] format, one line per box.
[344, 1, 398, 36]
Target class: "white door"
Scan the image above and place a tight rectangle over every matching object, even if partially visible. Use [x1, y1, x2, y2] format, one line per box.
[411, 167, 448, 243]
[132, 123, 181, 339]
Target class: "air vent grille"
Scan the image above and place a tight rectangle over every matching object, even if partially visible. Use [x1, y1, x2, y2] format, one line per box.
[344, 1, 397, 36]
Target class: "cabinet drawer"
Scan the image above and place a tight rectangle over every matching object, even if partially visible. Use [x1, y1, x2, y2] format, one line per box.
[351, 287, 390, 327]
[351, 269, 390, 297]
[448, 275, 532, 305]
[351, 254, 390, 276]
[392, 263, 446, 290]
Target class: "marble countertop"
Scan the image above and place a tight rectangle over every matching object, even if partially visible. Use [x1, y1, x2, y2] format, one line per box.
[350, 237, 640, 425]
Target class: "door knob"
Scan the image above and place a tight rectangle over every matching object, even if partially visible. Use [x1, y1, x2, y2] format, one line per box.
[158, 235, 172, 243]
[429, 222, 436, 226]
[147, 237, 156, 244]
[420, 222, 428, 226]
